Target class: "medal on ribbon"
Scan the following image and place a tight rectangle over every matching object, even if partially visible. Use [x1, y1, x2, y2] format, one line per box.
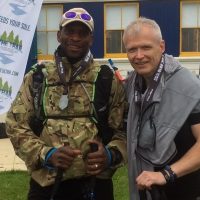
[59, 93, 69, 110]
[55, 48, 92, 110]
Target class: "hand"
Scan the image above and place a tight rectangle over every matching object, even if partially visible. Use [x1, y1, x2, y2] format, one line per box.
[48, 145, 81, 170]
[86, 140, 109, 175]
[136, 171, 167, 190]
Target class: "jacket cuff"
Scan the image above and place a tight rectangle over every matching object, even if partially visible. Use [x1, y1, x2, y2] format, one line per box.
[39, 146, 53, 165]
[106, 144, 127, 168]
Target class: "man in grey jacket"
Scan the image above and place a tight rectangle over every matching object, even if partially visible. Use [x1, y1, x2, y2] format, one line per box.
[123, 17, 200, 200]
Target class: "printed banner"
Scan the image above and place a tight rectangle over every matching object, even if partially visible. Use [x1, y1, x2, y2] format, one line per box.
[0, 0, 43, 115]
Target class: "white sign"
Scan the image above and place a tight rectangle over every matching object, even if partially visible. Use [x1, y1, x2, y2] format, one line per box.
[0, 0, 43, 114]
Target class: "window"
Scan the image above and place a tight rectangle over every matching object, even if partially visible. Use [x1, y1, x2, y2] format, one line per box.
[181, 2, 200, 56]
[37, 5, 62, 60]
[104, 3, 138, 58]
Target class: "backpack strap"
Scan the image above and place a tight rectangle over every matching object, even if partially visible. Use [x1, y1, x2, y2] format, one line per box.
[94, 64, 114, 145]
[29, 63, 115, 142]
[32, 64, 46, 116]
[29, 63, 46, 136]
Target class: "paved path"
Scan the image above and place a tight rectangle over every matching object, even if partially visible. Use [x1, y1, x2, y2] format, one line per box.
[0, 138, 26, 171]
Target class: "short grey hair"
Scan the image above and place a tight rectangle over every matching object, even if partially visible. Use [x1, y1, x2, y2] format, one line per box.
[123, 17, 163, 41]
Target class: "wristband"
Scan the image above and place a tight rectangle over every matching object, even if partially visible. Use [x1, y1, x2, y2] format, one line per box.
[165, 165, 177, 182]
[160, 169, 170, 183]
[44, 147, 57, 169]
[105, 146, 112, 167]
[160, 165, 177, 183]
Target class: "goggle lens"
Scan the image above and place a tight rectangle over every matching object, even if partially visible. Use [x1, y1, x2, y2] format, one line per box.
[64, 11, 91, 21]
[80, 13, 91, 21]
[65, 12, 76, 19]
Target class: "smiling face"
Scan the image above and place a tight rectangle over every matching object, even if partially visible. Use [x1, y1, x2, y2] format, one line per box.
[123, 24, 165, 80]
[57, 21, 93, 61]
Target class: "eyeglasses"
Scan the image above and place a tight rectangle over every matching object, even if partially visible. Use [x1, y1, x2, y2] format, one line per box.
[64, 11, 92, 22]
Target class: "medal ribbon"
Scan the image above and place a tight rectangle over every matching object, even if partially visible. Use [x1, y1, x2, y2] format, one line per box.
[54, 48, 92, 110]
[54, 49, 92, 95]
[134, 54, 165, 113]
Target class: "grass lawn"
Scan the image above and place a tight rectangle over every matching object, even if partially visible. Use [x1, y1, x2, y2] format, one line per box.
[0, 170, 29, 200]
[0, 166, 129, 200]
[113, 166, 129, 200]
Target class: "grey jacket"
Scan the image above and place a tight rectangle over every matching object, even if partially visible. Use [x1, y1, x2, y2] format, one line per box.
[126, 54, 200, 200]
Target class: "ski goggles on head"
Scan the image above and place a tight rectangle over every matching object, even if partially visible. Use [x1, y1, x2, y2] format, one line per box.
[60, 9, 94, 32]
[64, 11, 92, 22]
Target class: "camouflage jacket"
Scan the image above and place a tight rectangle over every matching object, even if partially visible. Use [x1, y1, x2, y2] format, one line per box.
[6, 57, 127, 186]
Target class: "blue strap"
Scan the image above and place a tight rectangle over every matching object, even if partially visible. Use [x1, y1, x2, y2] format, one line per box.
[105, 146, 112, 167]
[44, 147, 57, 170]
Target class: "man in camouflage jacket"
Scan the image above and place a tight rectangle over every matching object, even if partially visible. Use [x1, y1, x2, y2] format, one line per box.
[6, 7, 127, 200]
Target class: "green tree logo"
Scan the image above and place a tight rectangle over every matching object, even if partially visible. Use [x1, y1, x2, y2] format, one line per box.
[0, 77, 12, 97]
[0, 30, 22, 50]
